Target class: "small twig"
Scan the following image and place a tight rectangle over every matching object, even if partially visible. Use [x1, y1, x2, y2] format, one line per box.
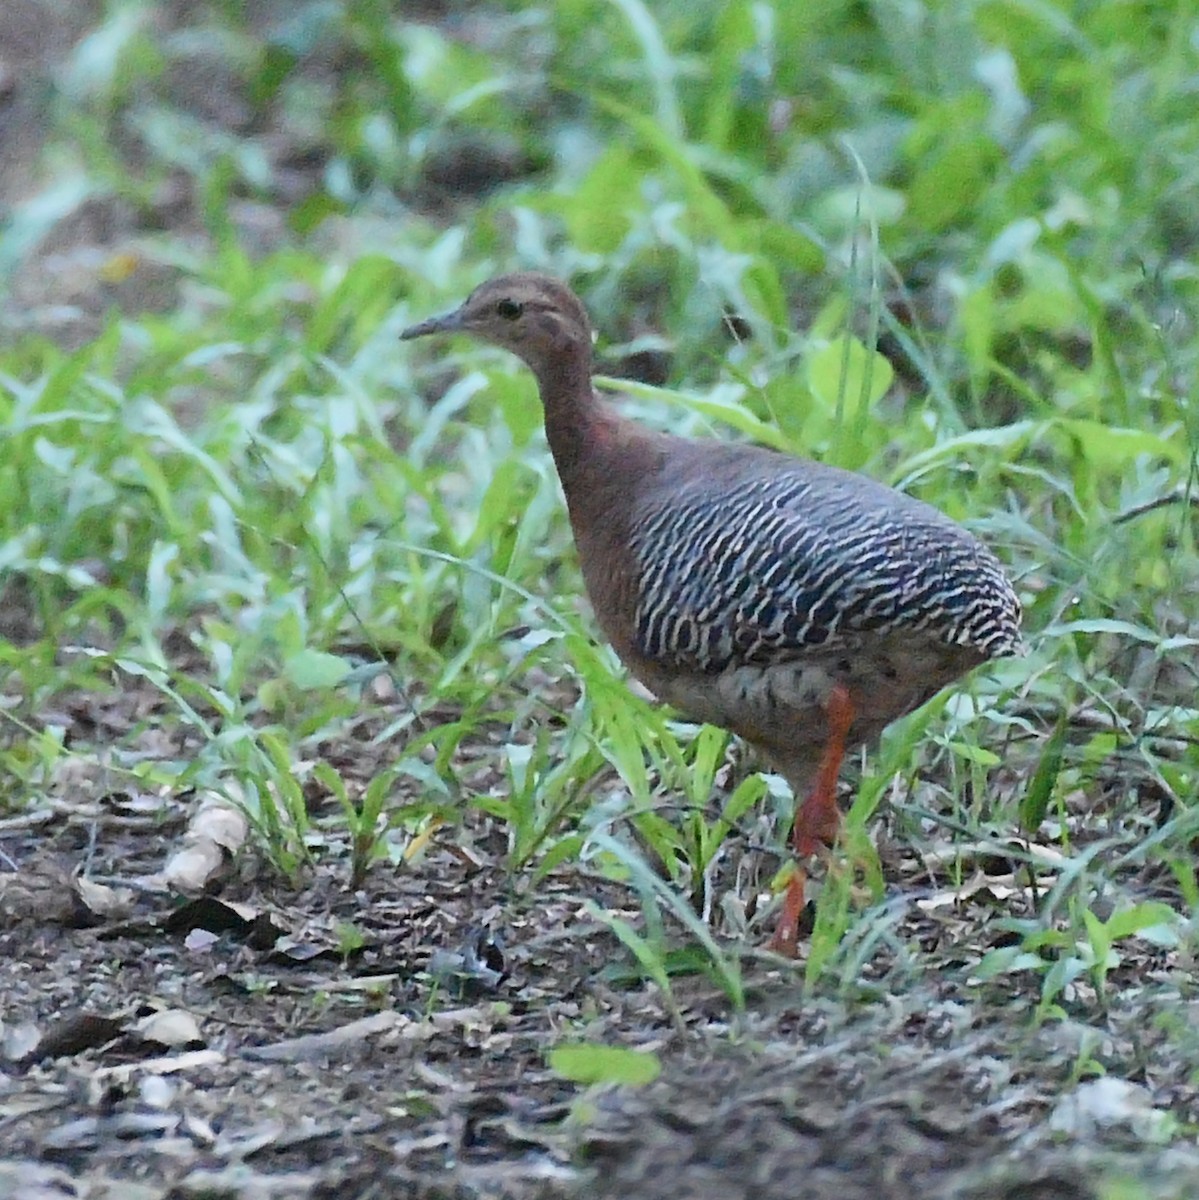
[1112, 487, 1199, 525]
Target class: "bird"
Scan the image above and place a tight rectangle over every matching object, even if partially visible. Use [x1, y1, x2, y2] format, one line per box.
[401, 273, 1023, 956]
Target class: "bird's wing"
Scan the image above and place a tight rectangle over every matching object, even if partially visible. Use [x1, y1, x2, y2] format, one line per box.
[628, 472, 1020, 673]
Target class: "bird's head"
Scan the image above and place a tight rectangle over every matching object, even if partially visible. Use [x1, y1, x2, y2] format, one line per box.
[401, 273, 593, 371]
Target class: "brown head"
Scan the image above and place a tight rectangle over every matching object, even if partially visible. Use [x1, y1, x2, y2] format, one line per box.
[400, 273, 593, 377]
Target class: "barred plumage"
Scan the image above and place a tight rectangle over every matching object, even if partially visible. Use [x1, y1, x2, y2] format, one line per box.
[630, 469, 1022, 673]
[402, 272, 1025, 955]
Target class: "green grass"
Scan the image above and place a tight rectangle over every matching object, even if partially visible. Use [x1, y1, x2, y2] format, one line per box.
[1, 0, 1196, 1035]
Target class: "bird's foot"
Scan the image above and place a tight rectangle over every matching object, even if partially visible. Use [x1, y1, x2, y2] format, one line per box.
[768, 682, 855, 956]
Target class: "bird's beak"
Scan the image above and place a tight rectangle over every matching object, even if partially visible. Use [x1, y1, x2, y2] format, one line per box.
[400, 305, 466, 340]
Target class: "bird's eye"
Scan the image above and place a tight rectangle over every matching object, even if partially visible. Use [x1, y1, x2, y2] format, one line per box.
[495, 298, 523, 320]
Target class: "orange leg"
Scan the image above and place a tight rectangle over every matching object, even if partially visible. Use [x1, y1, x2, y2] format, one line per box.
[768, 683, 855, 957]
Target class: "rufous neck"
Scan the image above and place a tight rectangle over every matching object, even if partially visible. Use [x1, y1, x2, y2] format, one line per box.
[533, 347, 603, 480]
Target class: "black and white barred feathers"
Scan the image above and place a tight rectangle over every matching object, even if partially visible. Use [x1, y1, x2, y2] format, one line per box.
[629, 467, 1023, 674]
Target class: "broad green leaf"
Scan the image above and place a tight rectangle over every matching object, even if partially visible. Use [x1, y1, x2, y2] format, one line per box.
[805, 335, 893, 413]
[284, 650, 352, 690]
[1101, 902, 1179, 944]
[947, 741, 1002, 767]
[549, 1043, 661, 1087]
[561, 144, 643, 254]
[970, 946, 1047, 982]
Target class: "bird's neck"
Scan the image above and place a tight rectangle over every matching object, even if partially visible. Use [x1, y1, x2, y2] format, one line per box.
[533, 347, 613, 482]
[531, 344, 654, 660]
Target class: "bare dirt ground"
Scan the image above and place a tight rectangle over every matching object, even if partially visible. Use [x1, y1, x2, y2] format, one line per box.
[2, 4, 1198, 1199]
[3, 679, 1197, 1200]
